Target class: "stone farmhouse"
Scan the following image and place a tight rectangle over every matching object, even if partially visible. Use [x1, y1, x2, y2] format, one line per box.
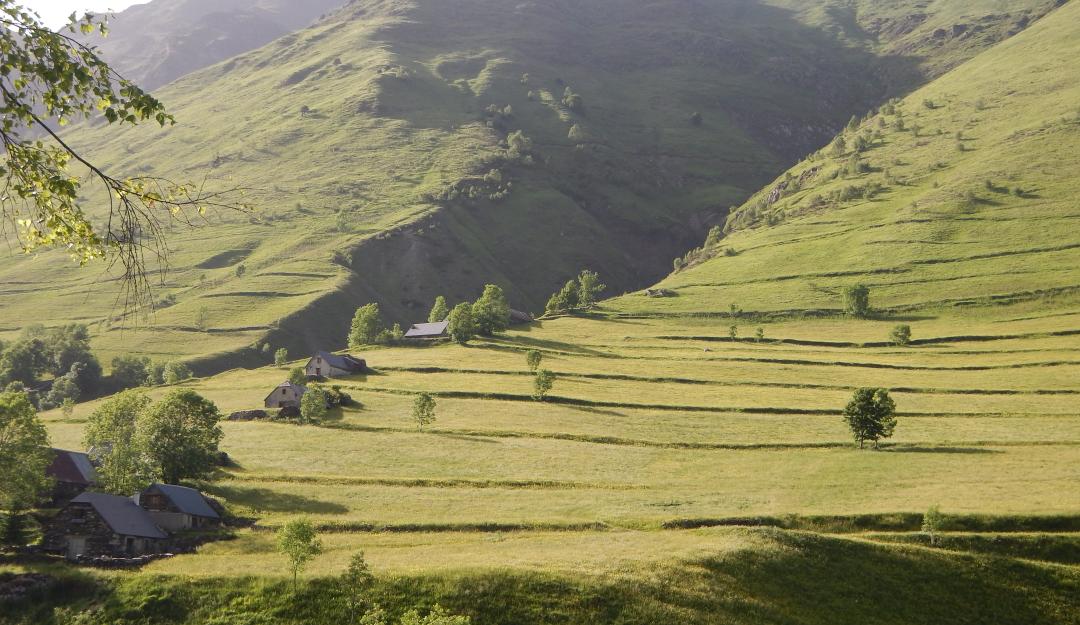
[304, 351, 366, 378]
[44, 492, 168, 560]
[264, 381, 307, 409]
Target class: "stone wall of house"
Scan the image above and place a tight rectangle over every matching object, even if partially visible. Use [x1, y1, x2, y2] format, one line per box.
[42, 503, 117, 558]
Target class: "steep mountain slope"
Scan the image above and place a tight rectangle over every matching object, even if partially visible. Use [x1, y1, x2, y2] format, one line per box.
[621, 0, 1080, 320]
[75, 0, 347, 90]
[0, 0, 1059, 369]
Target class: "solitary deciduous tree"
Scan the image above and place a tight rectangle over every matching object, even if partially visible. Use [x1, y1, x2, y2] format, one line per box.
[349, 304, 386, 348]
[843, 388, 897, 449]
[922, 505, 944, 546]
[428, 296, 450, 323]
[278, 518, 322, 589]
[534, 370, 555, 402]
[275, 348, 289, 367]
[890, 325, 912, 346]
[413, 393, 436, 431]
[843, 284, 871, 318]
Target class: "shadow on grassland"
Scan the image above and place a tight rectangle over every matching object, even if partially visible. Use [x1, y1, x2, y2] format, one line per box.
[203, 484, 348, 514]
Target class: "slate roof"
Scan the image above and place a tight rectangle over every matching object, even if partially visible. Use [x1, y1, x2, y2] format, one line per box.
[142, 483, 220, 519]
[71, 492, 167, 539]
[404, 320, 450, 338]
[46, 448, 97, 485]
[311, 351, 366, 372]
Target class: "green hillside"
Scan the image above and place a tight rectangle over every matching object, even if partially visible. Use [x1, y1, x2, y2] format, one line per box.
[0, 0, 1057, 371]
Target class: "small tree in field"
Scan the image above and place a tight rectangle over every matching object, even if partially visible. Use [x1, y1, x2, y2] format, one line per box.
[275, 348, 289, 366]
[534, 369, 555, 401]
[300, 387, 328, 424]
[278, 518, 322, 589]
[526, 350, 543, 372]
[755, 327, 765, 342]
[843, 388, 897, 449]
[922, 505, 945, 547]
[890, 325, 912, 346]
[288, 367, 307, 386]
[729, 325, 738, 340]
[413, 393, 436, 431]
[843, 284, 871, 318]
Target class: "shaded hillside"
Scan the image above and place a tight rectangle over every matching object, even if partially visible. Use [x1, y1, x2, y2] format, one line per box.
[76, 0, 346, 90]
[628, 0, 1080, 319]
[0, 0, 1056, 367]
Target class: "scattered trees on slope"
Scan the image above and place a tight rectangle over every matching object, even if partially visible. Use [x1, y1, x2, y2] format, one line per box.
[546, 270, 606, 315]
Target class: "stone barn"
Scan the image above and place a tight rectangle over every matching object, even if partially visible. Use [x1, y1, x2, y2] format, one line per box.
[134, 483, 221, 532]
[304, 351, 366, 378]
[45, 492, 167, 560]
[264, 381, 307, 409]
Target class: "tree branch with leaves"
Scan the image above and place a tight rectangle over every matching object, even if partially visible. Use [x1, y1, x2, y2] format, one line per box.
[0, 3, 248, 311]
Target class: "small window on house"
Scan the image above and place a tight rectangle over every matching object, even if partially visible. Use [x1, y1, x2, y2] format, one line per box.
[282, 388, 287, 395]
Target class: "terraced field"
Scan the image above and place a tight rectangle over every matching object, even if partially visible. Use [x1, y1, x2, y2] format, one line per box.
[37, 301, 1080, 578]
